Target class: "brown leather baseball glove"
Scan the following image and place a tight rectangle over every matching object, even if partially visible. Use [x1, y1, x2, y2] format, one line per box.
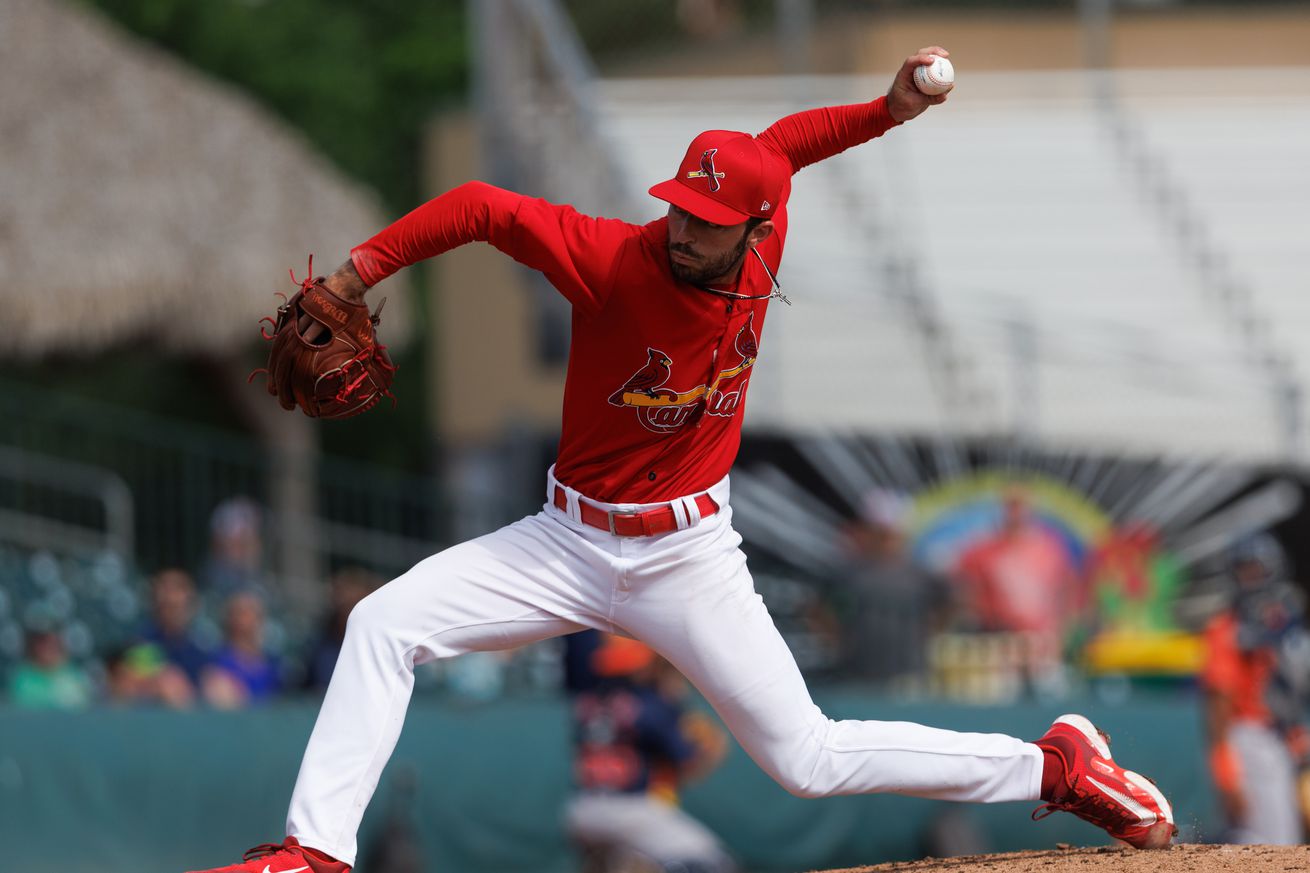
[253, 257, 396, 419]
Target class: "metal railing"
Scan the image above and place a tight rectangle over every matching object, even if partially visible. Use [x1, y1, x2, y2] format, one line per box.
[0, 382, 448, 582]
[0, 445, 134, 559]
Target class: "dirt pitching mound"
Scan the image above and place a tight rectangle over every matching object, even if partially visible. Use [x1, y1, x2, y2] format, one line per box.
[823, 843, 1310, 873]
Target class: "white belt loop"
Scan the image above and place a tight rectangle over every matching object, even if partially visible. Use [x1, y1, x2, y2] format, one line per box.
[547, 465, 584, 523]
[677, 495, 702, 529]
[563, 487, 583, 523]
[670, 498, 690, 531]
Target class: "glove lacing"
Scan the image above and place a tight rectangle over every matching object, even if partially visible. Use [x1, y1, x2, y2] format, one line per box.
[332, 342, 398, 408]
[249, 256, 398, 411]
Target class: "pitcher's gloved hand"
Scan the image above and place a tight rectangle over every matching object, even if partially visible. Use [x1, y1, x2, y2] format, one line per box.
[253, 256, 396, 419]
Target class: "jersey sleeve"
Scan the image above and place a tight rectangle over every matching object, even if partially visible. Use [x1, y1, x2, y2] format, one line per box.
[755, 97, 901, 174]
[349, 180, 637, 316]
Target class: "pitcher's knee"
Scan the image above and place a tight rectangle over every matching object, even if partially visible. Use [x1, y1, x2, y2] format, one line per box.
[775, 769, 829, 799]
[772, 773, 825, 799]
[759, 749, 829, 799]
[756, 720, 836, 799]
[342, 585, 403, 647]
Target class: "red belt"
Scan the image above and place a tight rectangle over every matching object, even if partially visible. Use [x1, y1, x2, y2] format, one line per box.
[552, 485, 718, 537]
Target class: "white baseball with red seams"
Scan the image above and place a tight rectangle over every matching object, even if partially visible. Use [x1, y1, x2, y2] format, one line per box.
[914, 56, 955, 95]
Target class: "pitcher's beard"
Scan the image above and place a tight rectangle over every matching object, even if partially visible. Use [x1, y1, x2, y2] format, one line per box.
[669, 234, 750, 286]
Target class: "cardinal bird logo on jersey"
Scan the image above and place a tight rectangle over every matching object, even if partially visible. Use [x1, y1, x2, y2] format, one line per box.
[608, 348, 672, 406]
[608, 325, 758, 433]
[685, 148, 725, 192]
[734, 312, 758, 360]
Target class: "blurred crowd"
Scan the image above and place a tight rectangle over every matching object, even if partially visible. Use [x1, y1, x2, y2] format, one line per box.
[786, 484, 1086, 699]
[6, 564, 384, 711]
[7, 486, 1307, 714]
[5, 496, 384, 712]
[818, 484, 1198, 698]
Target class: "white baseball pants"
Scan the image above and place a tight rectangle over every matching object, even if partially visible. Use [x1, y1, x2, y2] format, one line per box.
[287, 469, 1044, 864]
[1228, 720, 1301, 844]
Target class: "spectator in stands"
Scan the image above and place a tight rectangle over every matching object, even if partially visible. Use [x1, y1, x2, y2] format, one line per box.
[1202, 533, 1310, 844]
[104, 643, 195, 709]
[138, 567, 213, 688]
[564, 632, 735, 873]
[7, 626, 93, 710]
[202, 590, 281, 708]
[952, 485, 1079, 686]
[304, 567, 383, 691]
[200, 496, 270, 598]
[835, 489, 953, 685]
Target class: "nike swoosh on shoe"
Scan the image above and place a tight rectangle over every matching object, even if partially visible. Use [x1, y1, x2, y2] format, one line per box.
[1085, 775, 1157, 827]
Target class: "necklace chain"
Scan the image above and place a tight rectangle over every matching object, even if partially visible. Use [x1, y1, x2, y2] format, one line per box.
[691, 247, 792, 306]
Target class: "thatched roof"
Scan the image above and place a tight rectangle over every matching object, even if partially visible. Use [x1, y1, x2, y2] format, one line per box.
[0, 0, 410, 358]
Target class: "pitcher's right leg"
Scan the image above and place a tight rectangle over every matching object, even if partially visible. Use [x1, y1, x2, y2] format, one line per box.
[285, 514, 612, 864]
[177, 511, 617, 873]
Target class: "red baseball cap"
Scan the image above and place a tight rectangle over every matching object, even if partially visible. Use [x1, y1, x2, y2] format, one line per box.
[649, 130, 791, 226]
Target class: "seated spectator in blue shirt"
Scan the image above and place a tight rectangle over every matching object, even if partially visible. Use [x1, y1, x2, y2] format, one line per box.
[138, 567, 213, 687]
[202, 590, 280, 708]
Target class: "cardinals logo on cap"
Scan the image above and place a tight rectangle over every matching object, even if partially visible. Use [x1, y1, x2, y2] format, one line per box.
[685, 148, 725, 192]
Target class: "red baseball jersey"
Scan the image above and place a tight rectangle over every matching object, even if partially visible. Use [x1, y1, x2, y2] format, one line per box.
[351, 99, 900, 503]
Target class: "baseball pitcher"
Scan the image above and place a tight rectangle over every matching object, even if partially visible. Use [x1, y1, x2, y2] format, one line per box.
[190, 46, 1174, 873]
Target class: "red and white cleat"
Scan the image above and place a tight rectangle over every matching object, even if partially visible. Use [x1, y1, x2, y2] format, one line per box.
[185, 837, 350, 873]
[1033, 714, 1177, 849]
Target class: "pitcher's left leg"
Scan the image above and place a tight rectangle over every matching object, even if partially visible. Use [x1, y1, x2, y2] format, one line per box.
[614, 516, 1042, 803]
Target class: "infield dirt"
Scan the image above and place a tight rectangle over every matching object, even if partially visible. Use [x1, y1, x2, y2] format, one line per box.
[822, 843, 1310, 873]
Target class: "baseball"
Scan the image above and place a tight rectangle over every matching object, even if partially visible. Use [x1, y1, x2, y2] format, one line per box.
[913, 56, 954, 96]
